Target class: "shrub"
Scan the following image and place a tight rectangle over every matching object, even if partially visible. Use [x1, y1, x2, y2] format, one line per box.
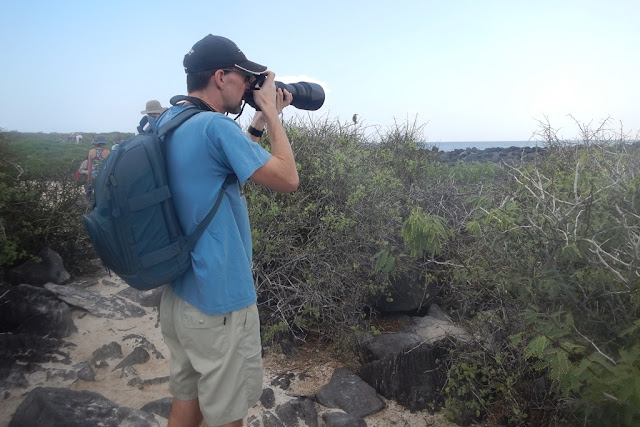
[437, 117, 640, 423]
[0, 130, 95, 277]
[247, 116, 466, 342]
[4, 115, 639, 423]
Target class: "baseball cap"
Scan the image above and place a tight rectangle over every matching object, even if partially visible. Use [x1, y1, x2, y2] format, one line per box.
[183, 35, 267, 75]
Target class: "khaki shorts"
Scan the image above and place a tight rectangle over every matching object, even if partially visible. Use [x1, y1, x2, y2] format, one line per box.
[160, 286, 263, 425]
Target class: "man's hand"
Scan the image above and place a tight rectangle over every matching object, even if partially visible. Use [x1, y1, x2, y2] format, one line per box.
[275, 86, 293, 115]
[247, 71, 299, 193]
[252, 71, 277, 114]
[253, 71, 292, 117]
[249, 72, 293, 140]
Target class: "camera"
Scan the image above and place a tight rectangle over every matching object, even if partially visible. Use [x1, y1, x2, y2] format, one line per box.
[244, 74, 325, 111]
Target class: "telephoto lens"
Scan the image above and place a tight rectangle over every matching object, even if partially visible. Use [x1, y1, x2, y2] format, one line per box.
[274, 81, 325, 111]
[245, 79, 325, 111]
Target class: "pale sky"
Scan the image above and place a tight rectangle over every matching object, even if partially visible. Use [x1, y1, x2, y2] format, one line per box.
[1, 0, 638, 142]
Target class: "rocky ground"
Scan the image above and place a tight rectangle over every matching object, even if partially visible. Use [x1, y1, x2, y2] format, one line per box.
[1, 271, 458, 426]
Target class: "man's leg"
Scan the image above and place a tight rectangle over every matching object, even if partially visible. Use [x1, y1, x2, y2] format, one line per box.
[162, 288, 204, 426]
[168, 398, 243, 427]
[163, 295, 262, 427]
[167, 398, 203, 427]
[203, 419, 243, 427]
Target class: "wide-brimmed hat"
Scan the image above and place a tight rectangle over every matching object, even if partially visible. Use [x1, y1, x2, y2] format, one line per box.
[94, 136, 107, 146]
[183, 35, 267, 75]
[141, 100, 167, 115]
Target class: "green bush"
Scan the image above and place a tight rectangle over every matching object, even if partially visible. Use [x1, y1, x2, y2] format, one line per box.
[437, 118, 640, 424]
[3, 115, 639, 424]
[247, 116, 465, 341]
[0, 130, 95, 276]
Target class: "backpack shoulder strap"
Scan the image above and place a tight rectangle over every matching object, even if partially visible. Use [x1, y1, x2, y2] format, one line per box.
[157, 107, 202, 138]
[155, 105, 229, 246]
[186, 176, 235, 249]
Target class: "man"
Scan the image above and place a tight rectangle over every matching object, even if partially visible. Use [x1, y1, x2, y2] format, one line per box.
[85, 136, 110, 199]
[158, 34, 298, 427]
[141, 99, 168, 118]
[137, 100, 168, 133]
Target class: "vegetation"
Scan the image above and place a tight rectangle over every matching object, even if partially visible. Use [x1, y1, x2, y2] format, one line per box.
[429, 119, 640, 425]
[4, 131, 130, 177]
[1, 115, 639, 425]
[0, 130, 97, 273]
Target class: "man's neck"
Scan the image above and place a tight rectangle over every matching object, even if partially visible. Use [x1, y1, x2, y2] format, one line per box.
[187, 91, 223, 113]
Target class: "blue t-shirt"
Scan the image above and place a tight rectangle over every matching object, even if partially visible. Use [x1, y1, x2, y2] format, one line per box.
[160, 106, 271, 315]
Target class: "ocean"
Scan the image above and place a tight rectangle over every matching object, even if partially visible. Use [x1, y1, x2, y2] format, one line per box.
[431, 140, 541, 152]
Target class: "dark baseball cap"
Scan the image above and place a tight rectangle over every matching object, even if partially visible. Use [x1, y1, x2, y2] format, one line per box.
[183, 35, 267, 75]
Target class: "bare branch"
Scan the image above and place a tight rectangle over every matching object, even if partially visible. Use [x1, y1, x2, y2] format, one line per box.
[573, 325, 616, 365]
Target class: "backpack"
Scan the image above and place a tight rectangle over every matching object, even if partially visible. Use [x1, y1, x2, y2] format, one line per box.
[83, 107, 227, 290]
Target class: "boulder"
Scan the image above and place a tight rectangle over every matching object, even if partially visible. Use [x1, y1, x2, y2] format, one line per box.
[409, 314, 471, 344]
[465, 152, 482, 162]
[0, 283, 76, 338]
[375, 274, 438, 312]
[6, 247, 70, 286]
[316, 367, 385, 418]
[0, 333, 74, 366]
[260, 388, 276, 409]
[74, 361, 96, 382]
[274, 397, 318, 427]
[127, 376, 170, 389]
[44, 283, 146, 319]
[116, 286, 163, 308]
[92, 342, 123, 368]
[140, 397, 173, 419]
[8, 387, 158, 427]
[271, 372, 296, 390]
[68, 278, 100, 288]
[427, 303, 451, 322]
[357, 341, 448, 412]
[123, 334, 164, 359]
[45, 367, 78, 383]
[360, 332, 421, 362]
[0, 362, 30, 390]
[436, 145, 548, 165]
[322, 412, 367, 427]
[250, 411, 283, 427]
[112, 346, 150, 371]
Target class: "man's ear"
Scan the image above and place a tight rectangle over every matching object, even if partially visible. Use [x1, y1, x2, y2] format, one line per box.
[211, 69, 226, 88]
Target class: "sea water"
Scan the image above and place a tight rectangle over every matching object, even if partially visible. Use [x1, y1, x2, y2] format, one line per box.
[432, 140, 542, 152]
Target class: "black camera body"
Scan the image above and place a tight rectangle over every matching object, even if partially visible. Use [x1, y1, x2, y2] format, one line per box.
[244, 75, 325, 111]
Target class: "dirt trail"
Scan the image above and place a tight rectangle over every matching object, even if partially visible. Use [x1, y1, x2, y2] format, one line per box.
[1, 273, 456, 426]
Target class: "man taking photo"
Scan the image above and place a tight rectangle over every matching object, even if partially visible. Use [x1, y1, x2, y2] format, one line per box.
[158, 34, 298, 427]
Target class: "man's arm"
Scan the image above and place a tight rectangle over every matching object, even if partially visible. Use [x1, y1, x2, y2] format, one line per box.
[246, 87, 290, 143]
[248, 72, 299, 193]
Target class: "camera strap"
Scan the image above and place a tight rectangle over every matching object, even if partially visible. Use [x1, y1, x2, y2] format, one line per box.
[170, 95, 217, 113]
[169, 94, 246, 121]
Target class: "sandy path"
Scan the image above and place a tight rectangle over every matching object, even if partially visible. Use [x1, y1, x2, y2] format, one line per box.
[1, 273, 455, 426]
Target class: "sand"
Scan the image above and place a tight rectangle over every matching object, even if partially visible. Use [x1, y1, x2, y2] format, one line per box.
[0, 273, 455, 426]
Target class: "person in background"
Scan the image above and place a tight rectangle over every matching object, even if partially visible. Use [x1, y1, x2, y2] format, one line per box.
[85, 136, 111, 198]
[158, 34, 297, 427]
[141, 99, 168, 119]
[137, 100, 168, 133]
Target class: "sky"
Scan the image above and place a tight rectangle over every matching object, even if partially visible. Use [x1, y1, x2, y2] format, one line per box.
[1, 0, 639, 143]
